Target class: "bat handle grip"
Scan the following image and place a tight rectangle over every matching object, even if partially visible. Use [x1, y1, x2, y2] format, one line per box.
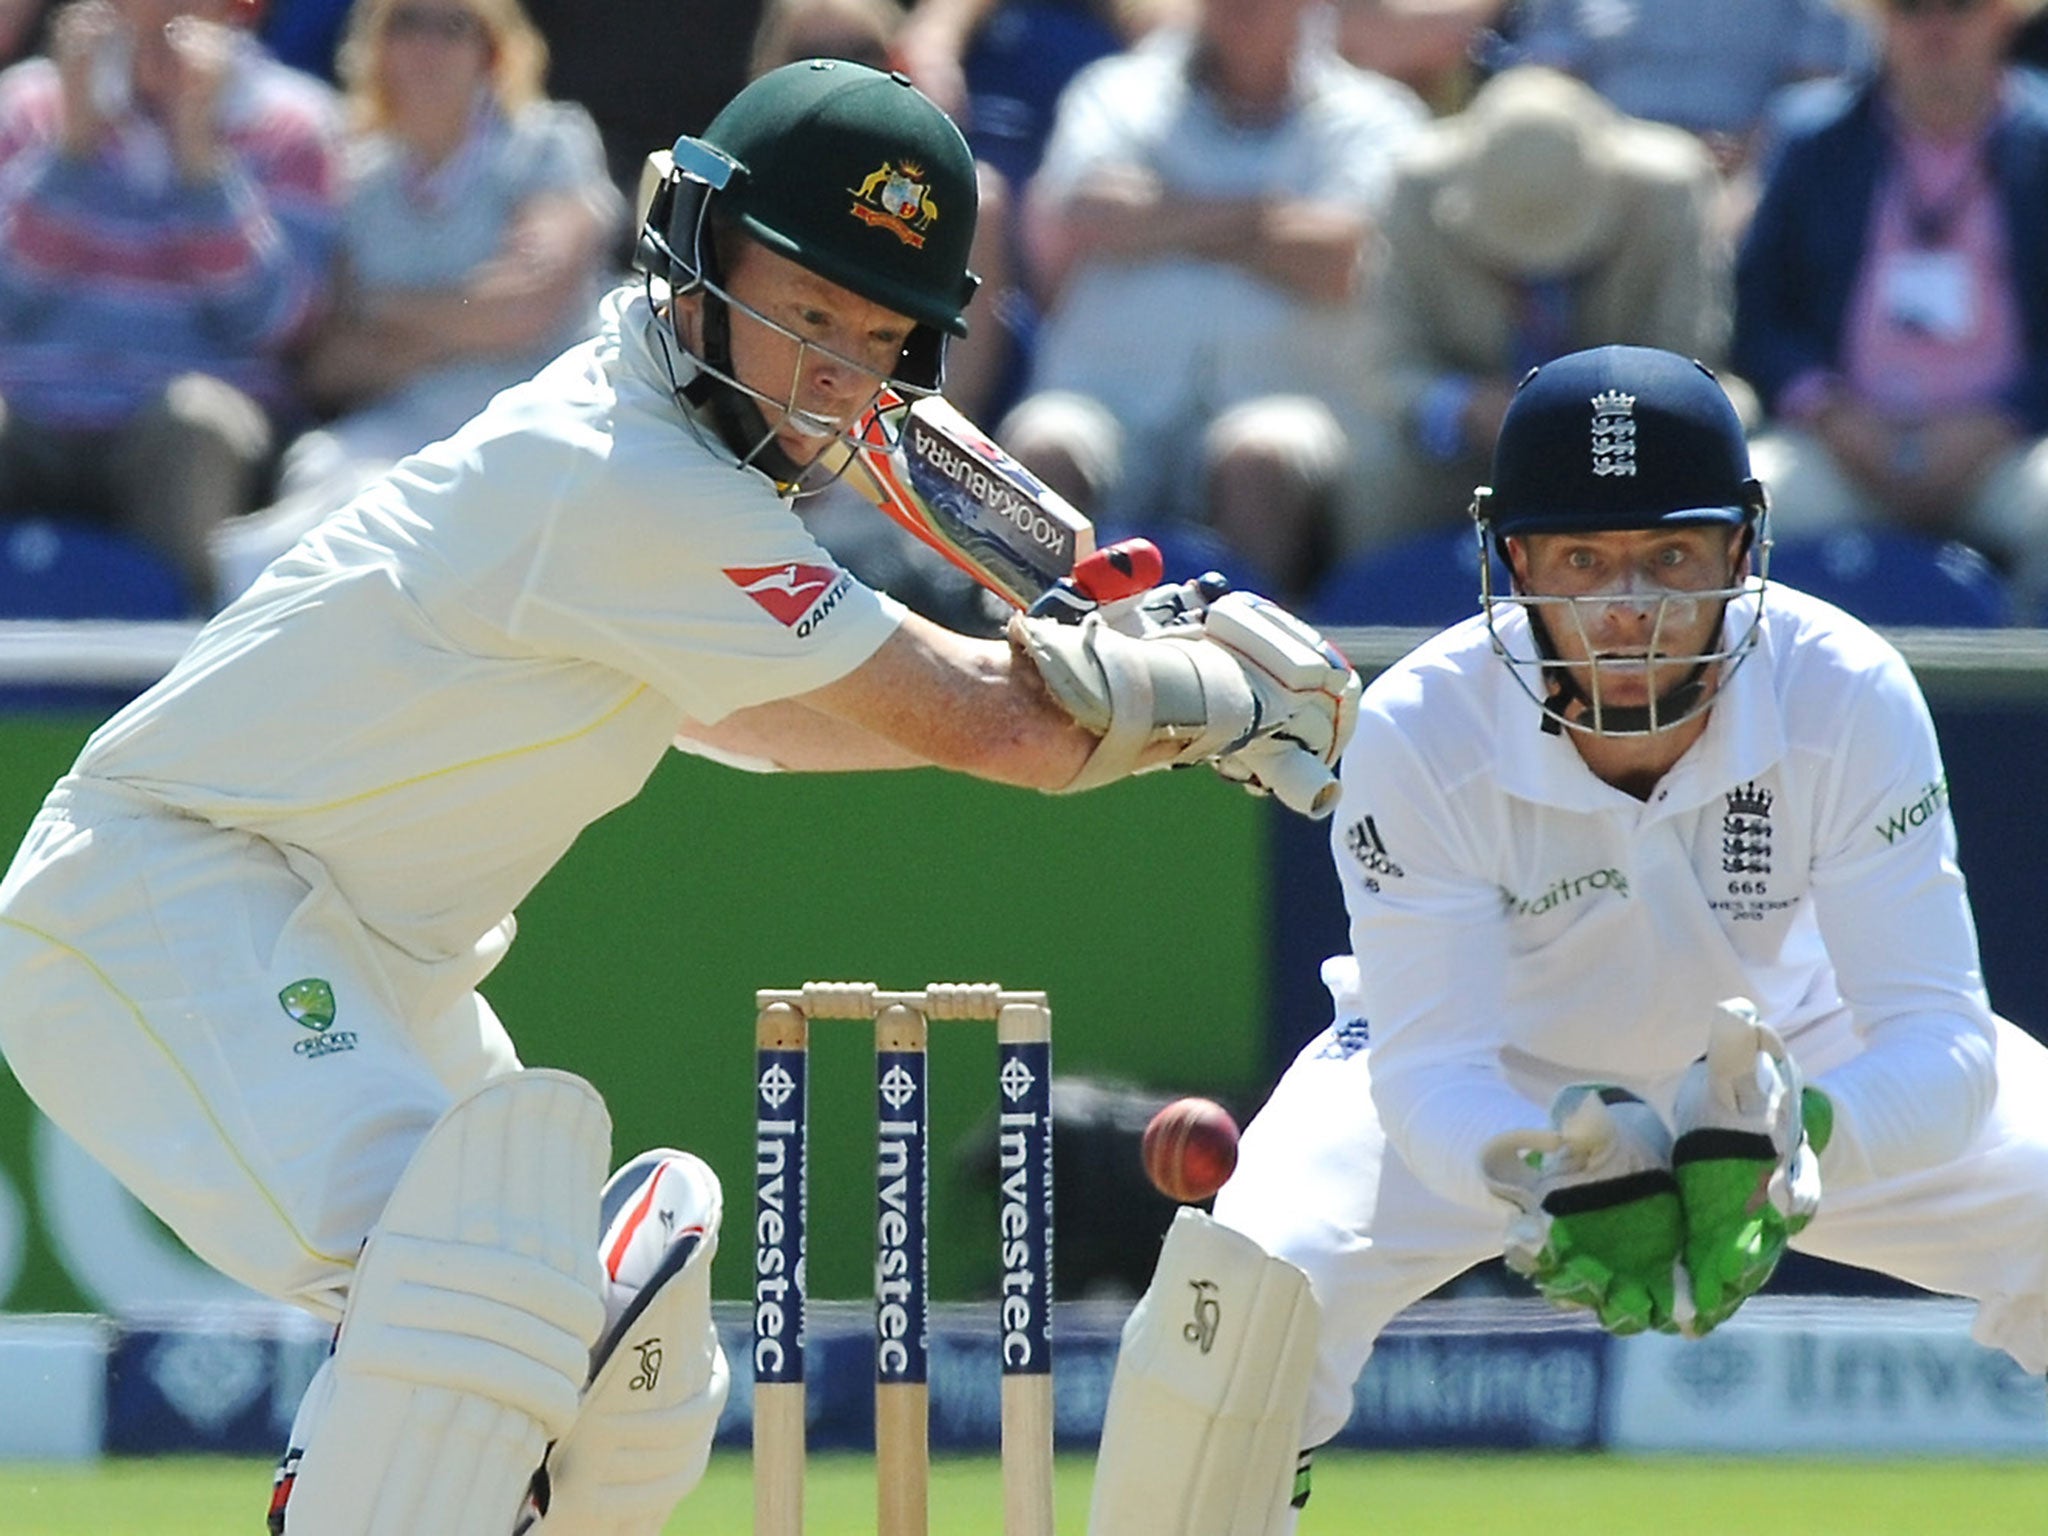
[1023, 580, 1097, 624]
[1072, 538, 1163, 602]
[1247, 748, 1343, 820]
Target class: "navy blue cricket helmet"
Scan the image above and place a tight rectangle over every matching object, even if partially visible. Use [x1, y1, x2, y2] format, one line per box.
[1472, 345, 1770, 737]
[1478, 345, 1766, 540]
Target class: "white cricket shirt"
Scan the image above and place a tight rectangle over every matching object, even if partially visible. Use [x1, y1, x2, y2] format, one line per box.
[1326, 584, 1998, 1212]
[75, 287, 905, 966]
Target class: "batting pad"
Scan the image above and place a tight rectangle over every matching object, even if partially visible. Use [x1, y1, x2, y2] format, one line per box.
[527, 1149, 730, 1536]
[284, 1070, 611, 1536]
[1086, 1209, 1320, 1536]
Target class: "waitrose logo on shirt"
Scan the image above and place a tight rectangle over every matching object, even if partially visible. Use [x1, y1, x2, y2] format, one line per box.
[1503, 867, 1630, 918]
[1876, 776, 1950, 845]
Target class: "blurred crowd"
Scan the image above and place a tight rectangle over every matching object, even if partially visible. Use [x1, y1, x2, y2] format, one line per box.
[5, 0, 2048, 629]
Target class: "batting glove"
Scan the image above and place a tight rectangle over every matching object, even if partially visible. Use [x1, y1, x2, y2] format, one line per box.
[1482, 1085, 1688, 1336]
[1198, 592, 1360, 819]
[1670, 998, 1830, 1337]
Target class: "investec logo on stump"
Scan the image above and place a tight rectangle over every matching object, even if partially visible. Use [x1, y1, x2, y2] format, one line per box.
[996, 1042, 1052, 1374]
[754, 1051, 805, 1382]
[876, 1055, 928, 1382]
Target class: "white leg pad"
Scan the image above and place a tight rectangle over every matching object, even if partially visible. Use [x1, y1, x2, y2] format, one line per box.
[1086, 1209, 1320, 1536]
[284, 1069, 611, 1536]
[528, 1150, 730, 1536]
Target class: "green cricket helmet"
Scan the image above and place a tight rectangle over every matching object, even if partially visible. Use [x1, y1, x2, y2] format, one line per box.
[640, 60, 980, 392]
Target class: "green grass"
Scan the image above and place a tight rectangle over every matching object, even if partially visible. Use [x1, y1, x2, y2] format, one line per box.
[4, 1450, 2047, 1533]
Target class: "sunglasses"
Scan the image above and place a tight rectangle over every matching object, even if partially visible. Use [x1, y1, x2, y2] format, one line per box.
[385, 6, 483, 40]
[1885, 0, 1990, 15]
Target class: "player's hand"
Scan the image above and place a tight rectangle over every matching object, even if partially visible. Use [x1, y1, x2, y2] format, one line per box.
[1196, 592, 1360, 818]
[1670, 999, 1828, 1336]
[1482, 1085, 1687, 1336]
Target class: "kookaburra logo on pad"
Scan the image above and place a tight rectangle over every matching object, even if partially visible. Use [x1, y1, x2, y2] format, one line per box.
[1184, 1279, 1221, 1354]
[1590, 389, 1638, 477]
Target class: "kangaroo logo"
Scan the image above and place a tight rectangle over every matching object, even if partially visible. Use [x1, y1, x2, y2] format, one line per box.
[724, 562, 842, 627]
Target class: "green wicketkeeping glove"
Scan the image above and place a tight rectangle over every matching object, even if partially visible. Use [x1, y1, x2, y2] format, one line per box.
[1670, 998, 1831, 1337]
[1482, 1085, 1687, 1336]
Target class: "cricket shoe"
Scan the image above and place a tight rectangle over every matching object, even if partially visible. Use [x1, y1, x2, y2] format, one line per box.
[516, 1150, 729, 1535]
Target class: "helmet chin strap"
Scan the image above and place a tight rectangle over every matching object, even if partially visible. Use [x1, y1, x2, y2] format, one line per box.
[1536, 650, 1712, 737]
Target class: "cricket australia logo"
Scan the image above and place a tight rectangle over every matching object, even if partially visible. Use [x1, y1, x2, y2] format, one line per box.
[1721, 781, 1774, 877]
[1590, 388, 1638, 478]
[850, 159, 940, 248]
[1343, 815, 1404, 894]
[281, 977, 358, 1059]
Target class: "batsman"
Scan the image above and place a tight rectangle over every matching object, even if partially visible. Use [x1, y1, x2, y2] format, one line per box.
[1086, 346, 2048, 1534]
[0, 60, 1357, 1535]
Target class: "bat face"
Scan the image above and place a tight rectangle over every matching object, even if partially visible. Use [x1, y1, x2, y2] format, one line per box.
[839, 392, 1095, 609]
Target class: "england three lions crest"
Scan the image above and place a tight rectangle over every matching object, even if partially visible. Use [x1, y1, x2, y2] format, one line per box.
[1591, 389, 1637, 478]
[1721, 781, 1774, 877]
[850, 160, 939, 248]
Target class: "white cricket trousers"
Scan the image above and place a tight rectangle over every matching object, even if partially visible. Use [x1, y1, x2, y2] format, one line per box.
[0, 776, 520, 1321]
[1214, 1016, 2048, 1449]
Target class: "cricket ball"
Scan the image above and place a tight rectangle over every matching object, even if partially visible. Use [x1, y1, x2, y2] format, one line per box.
[1142, 1096, 1240, 1204]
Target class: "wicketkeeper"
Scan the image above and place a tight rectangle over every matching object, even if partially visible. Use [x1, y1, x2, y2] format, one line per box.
[1085, 345, 2048, 1534]
[0, 59, 1356, 1535]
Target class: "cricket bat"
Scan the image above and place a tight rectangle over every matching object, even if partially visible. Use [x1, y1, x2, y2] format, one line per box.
[830, 389, 1123, 612]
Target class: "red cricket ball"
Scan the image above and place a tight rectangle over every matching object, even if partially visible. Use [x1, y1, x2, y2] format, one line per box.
[1142, 1096, 1241, 1204]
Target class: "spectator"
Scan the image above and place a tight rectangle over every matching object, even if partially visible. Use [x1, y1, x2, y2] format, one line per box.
[522, 0, 762, 208]
[1344, 66, 1732, 553]
[0, 0, 53, 65]
[213, 0, 621, 599]
[0, 0, 341, 613]
[1734, 0, 2048, 619]
[1001, 0, 1425, 600]
[1334, 0, 1506, 115]
[1505, 0, 1871, 172]
[259, 0, 350, 79]
[894, 0, 1186, 189]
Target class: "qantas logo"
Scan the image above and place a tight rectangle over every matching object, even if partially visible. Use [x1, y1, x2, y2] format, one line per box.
[724, 562, 850, 630]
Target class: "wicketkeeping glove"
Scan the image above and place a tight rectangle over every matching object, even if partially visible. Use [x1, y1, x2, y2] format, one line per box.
[1670, 998, 1831, 1337]
[1481, 1085, 1688, 1336]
